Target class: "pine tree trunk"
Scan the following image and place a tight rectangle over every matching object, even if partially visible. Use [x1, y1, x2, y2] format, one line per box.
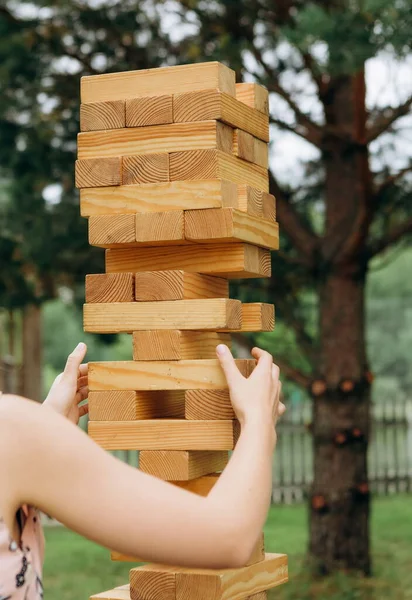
[21, 304, 43, 401]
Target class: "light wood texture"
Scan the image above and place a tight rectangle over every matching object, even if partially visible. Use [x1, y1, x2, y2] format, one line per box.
[106, 243, 271, 279]
[77, 121, 233, 160]
[185, 208, 279, 250]
[235, 83, 269, 115]
[135, 211, 184, 245]
[237, 187, 276, 220]
[240, 303, 275, 332]
[129, 554, 287, 600]
[85, 273, 134, 303]
[122, 154, 169, 184]
[247, 593, 267, 600]
[132, 331, 231, 361]
[134, 271, 228, 301]
[170, 150, 268, 192]
[80, 179, 238, 217]
[88, 359, 254, 391]
[75, 157, 121, 188]
[139, 450, 228, 480]
[89, 214, 136, 248]
[80, 100, 125, 131]
[233, 130, 268, 168]
[185, 389, 233, 420]
[88, 390, 185, 421]
[262, 192, 276, 221]
[173, 89, 269, 142]
[81, 62, 236, 103]
[88, 420, 238, 451]
[171, 474, 219, 496]
[83, 299, 241, 333]
[126, 95, 173, 127]
[90, 584, 130, 600]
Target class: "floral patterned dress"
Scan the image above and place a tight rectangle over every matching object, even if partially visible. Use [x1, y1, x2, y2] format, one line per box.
[0, 506, 44, 599]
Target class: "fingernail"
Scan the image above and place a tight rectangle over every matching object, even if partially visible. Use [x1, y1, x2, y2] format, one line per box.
[216, 344, 226, 356]
[76, 342, 86, 351]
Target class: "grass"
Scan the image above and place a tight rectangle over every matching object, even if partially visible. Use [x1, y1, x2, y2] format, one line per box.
[44, 495, 412, 599]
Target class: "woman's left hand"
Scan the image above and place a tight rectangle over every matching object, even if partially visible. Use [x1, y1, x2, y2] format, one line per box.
[43, 343, 89, 425]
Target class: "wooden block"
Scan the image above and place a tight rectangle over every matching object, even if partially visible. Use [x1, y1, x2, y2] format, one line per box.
[237, 187, 276, 220]
[80, 179, 238, 217]
[171, 474, 219, 496]
[88, 359, 254, 391]
[240, 303, 275, 332]
[129, 554, 288, 600]
[185, 389, 234, 420]
[85, 273, 134, 303]
[185, 208, 279, 250]
[81, 62, 236, 103]
[170, 150, 268, 192]
[75, 157, 121, 188]
[126, 95, 173, 127]
[247, 593, 267, 600]
[88, 390, 185, 421]
[262, 192, 276, 221]
[135, 211, 184, 245]
[139, 450, 228, 480]
[90, 584, 130, 600]
[83, 299, 241, 333]
[133, 331, 231, 361]
[80, 100, 125, 132]
[89, 214, 135, 248]
[122, 154, 169, 184]
[135, 271, 228, 301]
[233, 130, 268, 169]
[235, 83, 269, 115]
[88, 420, 238, 451]
[77, 121, 233, 160]
[173, 89, 269, 142]
[106, 243, 271, 280]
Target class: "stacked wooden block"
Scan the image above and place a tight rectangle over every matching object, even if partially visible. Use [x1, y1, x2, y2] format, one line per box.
[78, 62, 287, 600]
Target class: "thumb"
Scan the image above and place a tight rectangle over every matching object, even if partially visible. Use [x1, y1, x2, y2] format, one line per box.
[63, 343, 87, 381]
[216, 345, 243, 387]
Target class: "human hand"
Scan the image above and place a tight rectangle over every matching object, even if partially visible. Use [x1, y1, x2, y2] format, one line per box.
[216, 345, 285, 430]
[43, 343, 89, 425]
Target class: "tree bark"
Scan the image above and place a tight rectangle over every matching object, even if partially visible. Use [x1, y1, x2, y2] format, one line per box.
[21, 304, 43, 401]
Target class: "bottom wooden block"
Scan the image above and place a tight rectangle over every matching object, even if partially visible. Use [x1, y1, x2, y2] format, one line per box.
[130, 553, 287, 600]
[139, 450, 228, 480]
[91, 586, 267, 600]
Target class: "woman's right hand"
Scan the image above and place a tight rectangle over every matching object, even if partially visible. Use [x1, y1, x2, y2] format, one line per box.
[216, 344, 285, 431]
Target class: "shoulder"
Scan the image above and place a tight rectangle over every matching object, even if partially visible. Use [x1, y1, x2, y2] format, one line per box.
[0, 394, 44, 452]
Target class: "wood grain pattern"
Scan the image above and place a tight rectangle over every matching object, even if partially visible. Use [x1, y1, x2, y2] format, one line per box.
[139, 450, 228, 480]
[169, 150, 268, 192]
[134, 271, 228, 301]
[126, 95, 173, 127]
[132, 331, 231, 361]
[237, 187, 276, 220]
[233, 130, 268, 168]
[80, 100, 125, 131]
[85, 273, 134, 303]
[90, 584, 130, 600]
[88, 419, 238, 450]
[122, 154, 169, 184]
[185, 208, 279, 250]
[77, 122, 232, 160]
[240, 303, 275, 332]
[130, 569, 175, 600]
[75, 157, 121, 188]
[106, 243, 271, 279]
[88, 359, 254, 391]
[235, 83, 269, 115]
[262, 192, 276, 221]
[171, 474, 219, 496]
[173, 89, 269, 142]
[135, 211, 184, 245]
[185, 389, 234, 420]
[89, 214, 136, 248]
[80, 179, 238, 217]
[88, 390, 185, 421]
[81, 62, 236, 103]
[83, 299, 241, 333]
[247, 593, 267, 600]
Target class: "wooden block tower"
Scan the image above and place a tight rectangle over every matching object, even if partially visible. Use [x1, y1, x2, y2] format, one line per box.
[77, 62, 288, 600]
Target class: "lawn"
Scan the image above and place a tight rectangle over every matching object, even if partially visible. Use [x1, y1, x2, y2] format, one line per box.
[44, 495, 412, 599]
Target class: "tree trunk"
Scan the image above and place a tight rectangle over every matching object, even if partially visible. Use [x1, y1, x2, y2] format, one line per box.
[309, 72, 372, 574]
[21, 304, 43, 401]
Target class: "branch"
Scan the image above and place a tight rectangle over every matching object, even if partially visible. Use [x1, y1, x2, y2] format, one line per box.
[367, 94, 412, 143]
[367, 218, 412, 259]
[270, 116, 321, 146]
[373, 165, 412, 199]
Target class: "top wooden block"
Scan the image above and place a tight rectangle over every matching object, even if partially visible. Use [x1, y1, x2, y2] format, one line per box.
[235, 83, 269, 115]
[81, 62, 236, 103]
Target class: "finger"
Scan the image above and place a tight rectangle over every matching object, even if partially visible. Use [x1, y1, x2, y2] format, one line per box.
[250, 347, 272, 376]
[63, 343, 87, 381]
[76, 386, 89, 403]
[278, 402, 286, 416]
[77, 376, 88, 390]
[78, 403, 89, 418]
[273, 381, 282, 417]
[216, 345, 244, 387]
[78, 364, 88, 376]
